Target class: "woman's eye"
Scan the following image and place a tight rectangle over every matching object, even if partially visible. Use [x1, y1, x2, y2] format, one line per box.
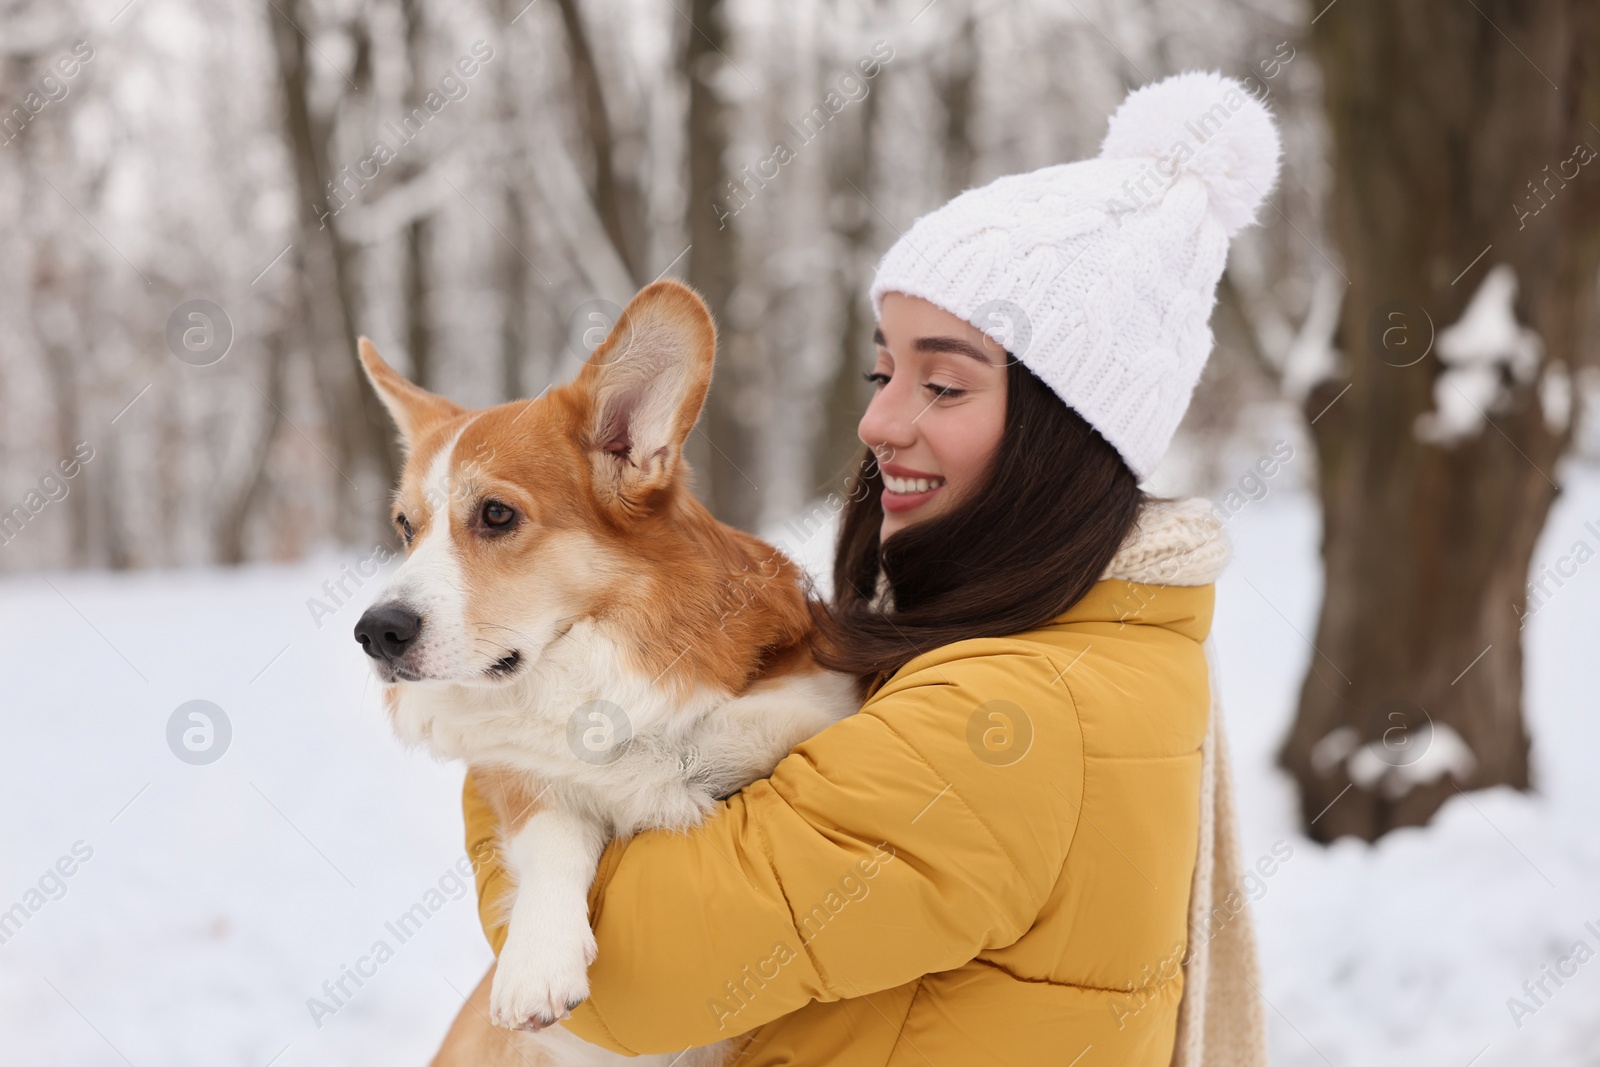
[863, 370, 964, 399]
[481, 500, 515, 528]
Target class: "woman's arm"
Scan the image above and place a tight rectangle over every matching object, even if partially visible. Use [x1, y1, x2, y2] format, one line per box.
[462, 645, 1084, 1055]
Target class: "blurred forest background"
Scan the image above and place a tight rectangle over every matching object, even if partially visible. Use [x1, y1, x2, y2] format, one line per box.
[0, 0, 1337, 570]
[4, 0, 1600, 832]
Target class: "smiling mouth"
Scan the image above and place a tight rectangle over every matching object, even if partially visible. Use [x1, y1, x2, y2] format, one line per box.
[882, 473, 946, 494]
[487, 651, 523, 677]
[881, 472, 947, 513]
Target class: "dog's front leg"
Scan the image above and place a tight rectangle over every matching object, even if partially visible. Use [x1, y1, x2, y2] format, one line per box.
[488, 806, 608, 1031]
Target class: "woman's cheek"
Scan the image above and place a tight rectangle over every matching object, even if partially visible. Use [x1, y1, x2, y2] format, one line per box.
[946, 420, 1002, 489]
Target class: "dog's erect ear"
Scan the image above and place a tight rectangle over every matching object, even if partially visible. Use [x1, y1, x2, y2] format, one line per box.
[358, 338, 465, 447]
[575, 281, 715, 509]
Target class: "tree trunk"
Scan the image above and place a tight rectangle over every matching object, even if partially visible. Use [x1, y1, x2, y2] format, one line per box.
[499, 184, 531, 402]
[936, 12, 977, 200]
[266, 0, 396, 535]
[679, 0, 757, 528]
[405, 217, 433, 390]
[486, 0, 539, 403]
[554, 0, 644, 282]
[817, 55, 883, 493]
[1280, 0, 1600, 842]
[216, 328, 287, 564]
[401, 0, 435, 393]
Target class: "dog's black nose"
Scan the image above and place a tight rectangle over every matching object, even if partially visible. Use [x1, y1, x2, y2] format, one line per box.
[354, 603, 422, 662]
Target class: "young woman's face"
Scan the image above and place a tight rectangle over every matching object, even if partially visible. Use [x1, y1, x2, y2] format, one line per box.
[858, 292, 1009, 543]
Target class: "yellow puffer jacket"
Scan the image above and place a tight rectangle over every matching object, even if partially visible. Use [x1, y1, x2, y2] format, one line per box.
[464, 542, 1216, 1064]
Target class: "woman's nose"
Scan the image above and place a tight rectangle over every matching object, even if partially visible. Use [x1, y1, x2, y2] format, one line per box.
[857, 385, 915, 456]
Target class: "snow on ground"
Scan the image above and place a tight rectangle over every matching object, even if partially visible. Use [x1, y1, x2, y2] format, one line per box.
[0, 557, 491, 1066]
[1218, 461, 1600, 1067]
[1, 465, 1598, 1065]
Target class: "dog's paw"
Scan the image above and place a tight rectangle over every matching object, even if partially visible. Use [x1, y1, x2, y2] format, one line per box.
[489, 922, 598, 1031]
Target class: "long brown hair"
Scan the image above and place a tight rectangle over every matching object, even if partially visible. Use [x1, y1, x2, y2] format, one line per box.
[807, 352, 1150, 693]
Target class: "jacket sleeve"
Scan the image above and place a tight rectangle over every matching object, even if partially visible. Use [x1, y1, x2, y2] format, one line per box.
[463, 769, 512, 957]
[465, 647, 1085, 1055]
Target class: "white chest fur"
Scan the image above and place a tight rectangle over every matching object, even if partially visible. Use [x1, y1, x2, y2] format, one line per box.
[388, 620, 858, 834]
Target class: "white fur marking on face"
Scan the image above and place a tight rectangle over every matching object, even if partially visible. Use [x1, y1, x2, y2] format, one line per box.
[374, 423, 479, 679]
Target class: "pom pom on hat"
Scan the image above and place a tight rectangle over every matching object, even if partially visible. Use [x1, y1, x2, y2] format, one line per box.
[1099, 70, 1282, 236]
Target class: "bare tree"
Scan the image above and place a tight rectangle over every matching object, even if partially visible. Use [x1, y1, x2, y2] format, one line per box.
[816, 32, 884, 494]
[554, 0, 646, 282]
[935, 10, 978, 200]
[679, 0, 759, 528]
[400, 0, 436, 392]
[266, 0, 397, 535]
[215, 327, 288, 565]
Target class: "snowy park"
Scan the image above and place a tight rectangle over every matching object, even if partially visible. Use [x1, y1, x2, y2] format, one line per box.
[6, 0, 1600, 1062]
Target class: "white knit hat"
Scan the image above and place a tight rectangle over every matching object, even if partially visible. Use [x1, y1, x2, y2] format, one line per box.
[868, 70, 1283, 480]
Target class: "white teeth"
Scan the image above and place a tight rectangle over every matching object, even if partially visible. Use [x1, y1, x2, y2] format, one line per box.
[883, 474, 945, 494]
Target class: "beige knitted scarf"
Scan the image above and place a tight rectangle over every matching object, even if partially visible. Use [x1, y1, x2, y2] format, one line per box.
[1097, 496, 1267, 1067]
[871, 496, 1266, 1063]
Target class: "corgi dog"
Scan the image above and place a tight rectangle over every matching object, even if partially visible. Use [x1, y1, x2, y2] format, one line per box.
[351, 281, 859, 1062]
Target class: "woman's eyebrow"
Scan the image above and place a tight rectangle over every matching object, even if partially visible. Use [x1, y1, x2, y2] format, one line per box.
[872, 328, 995, 366]
[913, 335, 996, 365]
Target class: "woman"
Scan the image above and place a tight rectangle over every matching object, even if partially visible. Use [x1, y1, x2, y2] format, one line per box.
[459, 69, 1278, 1066]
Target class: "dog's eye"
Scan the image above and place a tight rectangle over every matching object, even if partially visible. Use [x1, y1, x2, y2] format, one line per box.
[481, 500, 515, 529]
[395, 513, 413, 543]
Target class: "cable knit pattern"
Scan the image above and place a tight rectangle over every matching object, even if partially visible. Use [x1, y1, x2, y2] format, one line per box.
[868, 71, 1283, 479]
[1100, 495, 1232, 585]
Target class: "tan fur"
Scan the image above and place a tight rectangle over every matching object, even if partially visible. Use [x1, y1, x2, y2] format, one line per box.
[474, 765, 547, 837]
[428, 967, 552, 1067]
[363, 283, 819, 703]
[427, 964, 741, 1067]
